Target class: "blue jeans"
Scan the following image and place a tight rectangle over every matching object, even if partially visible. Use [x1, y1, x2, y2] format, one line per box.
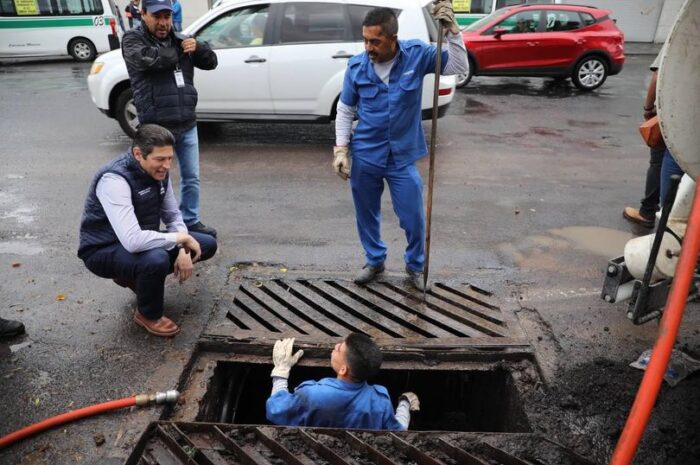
[660, 148, 684, 206]
[175, 126, 201, 225]
[639, 146, 665, 218]
[350, 156, 425, 272]
[83, 232, 217, 319]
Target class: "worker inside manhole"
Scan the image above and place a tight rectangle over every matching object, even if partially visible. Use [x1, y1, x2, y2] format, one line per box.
[266, 334, 420, 430]
[197, 335, 532, 433]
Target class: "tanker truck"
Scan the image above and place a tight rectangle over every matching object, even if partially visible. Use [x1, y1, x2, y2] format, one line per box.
[601, 0, 699, 325]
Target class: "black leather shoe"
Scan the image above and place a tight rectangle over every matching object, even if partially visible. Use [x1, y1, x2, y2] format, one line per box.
[0, 317, 25, 339]
[354, 263, 385, 285]
[188, 221, 218, 238]
[406, 266, 430, 292]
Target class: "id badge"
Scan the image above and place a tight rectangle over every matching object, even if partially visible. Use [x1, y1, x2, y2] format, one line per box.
[174, 70, 185, 88]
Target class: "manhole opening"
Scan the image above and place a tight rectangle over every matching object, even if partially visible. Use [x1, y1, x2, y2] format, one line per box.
[197, 361, 531, 433]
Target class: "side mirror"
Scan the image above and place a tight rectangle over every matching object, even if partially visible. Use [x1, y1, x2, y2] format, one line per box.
[493, 26, 507, 38]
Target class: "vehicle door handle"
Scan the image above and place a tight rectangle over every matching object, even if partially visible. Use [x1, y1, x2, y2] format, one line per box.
[527, 41, 539, 46]
[332, 52, 353, 59]
[244, 56, 266, 63]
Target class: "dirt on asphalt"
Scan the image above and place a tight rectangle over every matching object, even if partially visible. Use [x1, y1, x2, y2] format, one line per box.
[523, 354, 700, 465]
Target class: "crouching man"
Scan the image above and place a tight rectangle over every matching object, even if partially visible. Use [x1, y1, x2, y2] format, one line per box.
[266, 334, 420, 430]
[78, 124, 217, 337]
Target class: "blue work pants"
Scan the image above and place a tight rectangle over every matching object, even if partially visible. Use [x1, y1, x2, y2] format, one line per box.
[83, 232, 217, 319]
[350, 156, 425, 272]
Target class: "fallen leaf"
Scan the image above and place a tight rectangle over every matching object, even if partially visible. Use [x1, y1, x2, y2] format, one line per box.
[280, 268, 288, 273]
[11, 262, 21, 268]
[34, 398, 40, 406]
[56, 294, 66, 301]
[94, 433, 105, 446]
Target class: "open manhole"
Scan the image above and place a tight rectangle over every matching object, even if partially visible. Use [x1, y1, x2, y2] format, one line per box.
[195, 362, 530, 433]
[126, 270, 584, 464]
[126, 423, 596, 465]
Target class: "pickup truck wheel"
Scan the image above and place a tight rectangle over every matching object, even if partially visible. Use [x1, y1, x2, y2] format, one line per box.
[115, 88, 138, 138]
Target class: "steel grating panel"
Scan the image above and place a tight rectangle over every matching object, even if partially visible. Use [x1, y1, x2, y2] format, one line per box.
[208, 278, 527, 348]
[126, 422, 595, 465]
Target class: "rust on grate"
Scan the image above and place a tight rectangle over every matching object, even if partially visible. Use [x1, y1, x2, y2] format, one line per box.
[206, 277, 527, 350]
[125, 422, 596, 465]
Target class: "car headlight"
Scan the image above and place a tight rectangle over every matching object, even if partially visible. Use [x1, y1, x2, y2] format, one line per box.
[90, 62, 104, 75]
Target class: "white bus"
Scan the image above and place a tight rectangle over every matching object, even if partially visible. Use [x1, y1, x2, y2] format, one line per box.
[0, 0, 121, 61]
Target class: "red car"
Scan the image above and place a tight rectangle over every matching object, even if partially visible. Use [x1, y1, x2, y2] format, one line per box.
[459, 4, 624, 91]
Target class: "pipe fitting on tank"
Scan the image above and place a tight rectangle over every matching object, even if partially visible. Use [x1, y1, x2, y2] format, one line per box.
[134, 390, 180, 406]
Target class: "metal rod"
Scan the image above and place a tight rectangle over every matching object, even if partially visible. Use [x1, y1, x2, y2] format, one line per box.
[631, 174, 682, 323]
[424, 21, 445, 299]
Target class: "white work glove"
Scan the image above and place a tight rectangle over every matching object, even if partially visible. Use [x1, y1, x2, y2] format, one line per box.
[432, 0, 460, 35]
[399, 392, 420, 411]
[271, 337, 304, 379]
[333, 146, 351, 180]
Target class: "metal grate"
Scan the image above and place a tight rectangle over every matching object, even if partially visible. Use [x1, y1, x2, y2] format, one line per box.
[214, 278, 526, 347]
[126, 422, 595, 465]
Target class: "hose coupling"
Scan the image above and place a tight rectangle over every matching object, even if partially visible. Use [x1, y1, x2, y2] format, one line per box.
[134, 390, 180, 406]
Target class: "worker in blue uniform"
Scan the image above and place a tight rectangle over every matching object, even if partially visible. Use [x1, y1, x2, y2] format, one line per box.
[266, 334, 420, 430]
[333, 3, 468, 291]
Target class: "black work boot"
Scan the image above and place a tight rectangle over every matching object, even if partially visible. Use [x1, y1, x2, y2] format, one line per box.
[406, 266, 430, 292]
[0, 317, 25, 339]
[188, 221, 218, 238]
[354, 263, 385, 285]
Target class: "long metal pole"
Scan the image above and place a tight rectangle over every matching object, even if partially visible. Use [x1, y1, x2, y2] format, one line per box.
[423, 22, 444, 298]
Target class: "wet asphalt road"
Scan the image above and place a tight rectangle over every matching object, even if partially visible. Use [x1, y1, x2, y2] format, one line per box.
[1, 55, 699, 464]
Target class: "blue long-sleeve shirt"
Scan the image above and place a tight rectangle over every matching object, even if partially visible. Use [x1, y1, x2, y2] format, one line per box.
[339, 38, 465, 169]
[266, 377, 405, 430]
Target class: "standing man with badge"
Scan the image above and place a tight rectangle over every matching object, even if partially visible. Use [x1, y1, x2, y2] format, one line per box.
[332, 4, 467, 290]
[122, 0, 219, 237]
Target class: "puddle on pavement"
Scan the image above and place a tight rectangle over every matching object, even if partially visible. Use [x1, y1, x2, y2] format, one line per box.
[0, 241, 44, 255]
[1, 207, 36, 224]
[550, 226, 632, 257]
[499, 226, 632, 270]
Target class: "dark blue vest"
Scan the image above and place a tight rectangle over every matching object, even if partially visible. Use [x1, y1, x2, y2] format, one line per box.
[78, 152, 168, 259]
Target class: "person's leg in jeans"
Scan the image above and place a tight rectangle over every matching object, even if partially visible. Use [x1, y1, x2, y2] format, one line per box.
[188, 231, 218, 263]
[639, 146, 665, 218]
[660, 148, 685, 206]
[84, 237, 217, 315]
[84, 243, 171, 319]
[174, 127, 201, 226]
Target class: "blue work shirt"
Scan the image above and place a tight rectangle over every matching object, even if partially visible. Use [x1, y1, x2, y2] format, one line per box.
[340, 39, 448, 169]
[266, 377, 405, 430]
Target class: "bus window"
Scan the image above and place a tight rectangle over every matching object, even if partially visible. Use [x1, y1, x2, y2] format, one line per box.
[0, 0, 106, 16]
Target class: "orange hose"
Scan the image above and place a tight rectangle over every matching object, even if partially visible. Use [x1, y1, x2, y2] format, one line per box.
[610, 180, 700, 465]
[0, 396, 136, 449]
